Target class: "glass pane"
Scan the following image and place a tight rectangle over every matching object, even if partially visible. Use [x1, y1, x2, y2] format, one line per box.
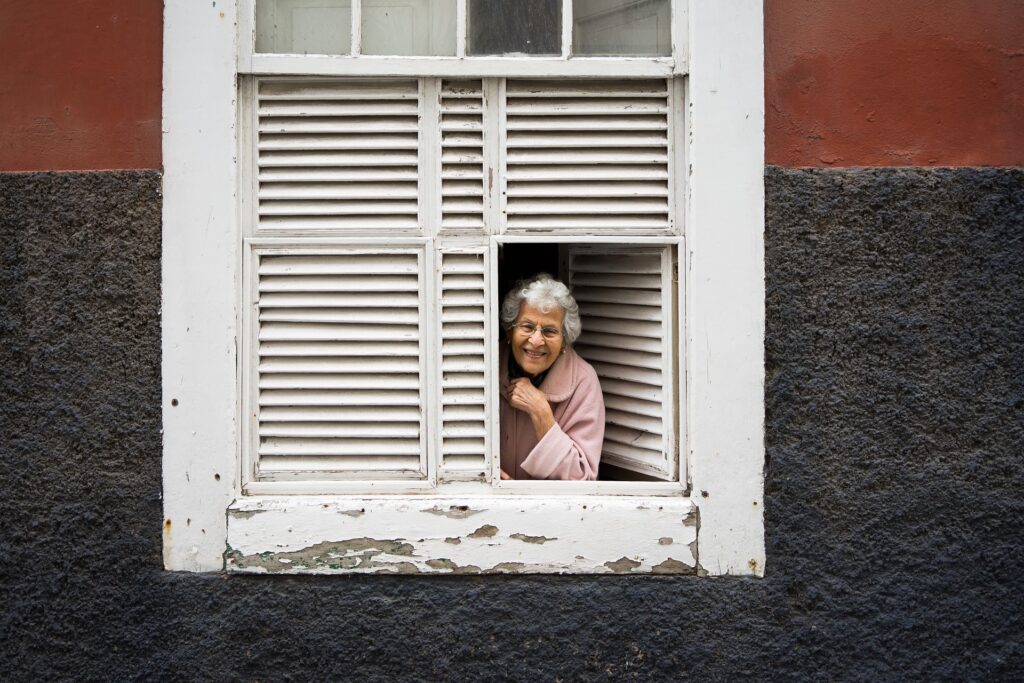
[573, 0, 670, 56]
[468, 0, 561, 56]
[362, 0, 457, 56]
[255, 0, 352, 55]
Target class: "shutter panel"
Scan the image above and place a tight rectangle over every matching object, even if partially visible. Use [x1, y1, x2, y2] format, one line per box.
[440, 80, 486, 233]
[504, 79, 671, 233]
[256, 78, 421, 231]
[252, 246, 427, 479]
[437, 248, 489, 480]
[567, 245, 676, 480]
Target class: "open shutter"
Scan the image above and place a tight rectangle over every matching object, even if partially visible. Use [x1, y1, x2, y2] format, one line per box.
[503, 79, 671, 233]
[440, 79, 486, 233]
[250, 245, 428, 480]
[567, 245, 676, 480]
[255, 78, 421, 231]
[436, 248, 490, 480]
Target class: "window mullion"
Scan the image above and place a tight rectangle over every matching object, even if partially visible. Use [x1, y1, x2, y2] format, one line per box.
[456, 0, 467, 58]
[482, 77, 502, 235]
[561, 0, 573, 58]
[420, 77, 442, 238]
[351, 0, 362, 56]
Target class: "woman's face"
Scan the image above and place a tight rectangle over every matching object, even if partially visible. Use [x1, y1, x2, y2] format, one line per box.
[510, 302, 565, 377]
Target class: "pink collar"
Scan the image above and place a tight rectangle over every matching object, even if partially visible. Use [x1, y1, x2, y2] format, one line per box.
[500, 345, 580, 403]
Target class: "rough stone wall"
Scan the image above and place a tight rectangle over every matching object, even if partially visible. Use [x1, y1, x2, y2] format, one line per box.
[1, 168, 1021, 680]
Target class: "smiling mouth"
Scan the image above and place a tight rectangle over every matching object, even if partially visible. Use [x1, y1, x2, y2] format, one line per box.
[523, 349, 546, 360]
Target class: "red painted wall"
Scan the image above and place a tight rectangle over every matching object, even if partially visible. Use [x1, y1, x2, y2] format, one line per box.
[766, 0, 1024, 167]
[1, 1, 1021, 171]
[0, 0, 162, 172]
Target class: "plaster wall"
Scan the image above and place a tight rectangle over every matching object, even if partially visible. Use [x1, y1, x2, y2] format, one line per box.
[1, 168, 1021, 679]
[0, 0, 162, 172]
[765, 0, 1024, 167]
[2, 1, 1022, 171]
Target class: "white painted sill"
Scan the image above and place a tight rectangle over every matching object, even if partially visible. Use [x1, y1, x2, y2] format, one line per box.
[226, 494, 699, 575]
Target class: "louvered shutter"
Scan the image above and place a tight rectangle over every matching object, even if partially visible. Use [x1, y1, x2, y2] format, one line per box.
[567, 245, 676, 480]
[256, 78, 421, 231]
[249, 245, 428, 480]
[437, 248, 490, 480]
[440, 80, 487, 233]
[503, 79, 671, 233]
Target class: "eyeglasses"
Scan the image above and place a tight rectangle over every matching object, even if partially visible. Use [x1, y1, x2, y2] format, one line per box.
[512, 322, 563, 340]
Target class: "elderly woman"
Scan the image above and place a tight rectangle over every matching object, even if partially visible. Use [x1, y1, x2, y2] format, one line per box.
[499, 274, 605, 480]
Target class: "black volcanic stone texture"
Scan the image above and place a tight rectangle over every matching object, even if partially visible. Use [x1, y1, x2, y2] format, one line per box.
[0, 168, 1022, 681]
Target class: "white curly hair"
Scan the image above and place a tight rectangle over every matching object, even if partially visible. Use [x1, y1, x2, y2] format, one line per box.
[500, 273, 582, 345]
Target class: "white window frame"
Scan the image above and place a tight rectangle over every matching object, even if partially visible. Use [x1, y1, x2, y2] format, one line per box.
[162, 0, 765, 575]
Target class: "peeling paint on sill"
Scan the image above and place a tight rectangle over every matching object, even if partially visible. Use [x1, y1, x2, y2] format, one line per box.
[422, 505, 484, 519]
[510, 533, 556, 544]
[225, 496, 698, 574]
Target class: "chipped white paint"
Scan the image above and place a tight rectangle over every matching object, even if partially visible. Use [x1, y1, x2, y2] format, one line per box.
[162, 0, 240, 571]
[686, 0, 766, 576]
[227, 496, 697, 574]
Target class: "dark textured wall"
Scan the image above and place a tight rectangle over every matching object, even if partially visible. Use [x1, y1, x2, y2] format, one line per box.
[1, 168, 1022, 680]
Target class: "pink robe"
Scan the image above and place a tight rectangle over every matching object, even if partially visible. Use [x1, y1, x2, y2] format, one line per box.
[499, 346, 606, 480]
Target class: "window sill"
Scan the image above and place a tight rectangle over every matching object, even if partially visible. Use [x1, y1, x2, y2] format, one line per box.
[226, 494, 698, 574]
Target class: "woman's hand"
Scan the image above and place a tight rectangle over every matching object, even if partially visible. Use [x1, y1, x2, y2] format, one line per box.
[509, 377, 556, 440]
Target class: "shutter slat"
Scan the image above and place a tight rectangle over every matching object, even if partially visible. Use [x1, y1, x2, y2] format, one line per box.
[588, 361, 663, 386]
[259, 274, 419, 292]
[505, 80, 668, 97]
[258, 456, 422, 473]
[572, 287, 662, 306]
[507, 133, 668, 148]
[259, 183, 420, 200]
[506, 117, 667, 131]
[603, 408, 663, 434]
[257, 79, 420, 231]
[259, 357, 420, 373]
[578, 303, 662, 322]
[258, 216, 421, 230]
[259, 200, 418, 216]
[260, 119, 419, 134]
[259, 134, 419, 150]
[260, 80, 419, 99]
[506, 182, 667, 198]
[573, 344, 661, 370]
[259, 151, 418, 166]
[259, 322, 420, 342]
[507, 165, 668, 181]
[259, 340, 421, 357]
[259, 388, 422, 406]
[259, 373, 420, 390]
[260, 405, 420, 422]
[260, 167, 419, 182]
[258, 291, 419, 308]
[260, 308, 420, 324]
[506, 198, 669, 214]
[259, 102, 419, 116]
[260, 422, 421, 438]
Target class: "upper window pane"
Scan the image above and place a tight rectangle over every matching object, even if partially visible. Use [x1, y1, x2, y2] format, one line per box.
[468, 0, 561, 56]
[573, 0, 670, 56]
[362, 0, 457, 56]
[256, 0, 352, 55]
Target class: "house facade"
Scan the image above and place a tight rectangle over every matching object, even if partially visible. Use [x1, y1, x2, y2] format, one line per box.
[2, 0, 1022, 678]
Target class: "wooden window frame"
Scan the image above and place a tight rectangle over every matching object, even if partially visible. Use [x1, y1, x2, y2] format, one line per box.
[163, 0, 765, 575]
